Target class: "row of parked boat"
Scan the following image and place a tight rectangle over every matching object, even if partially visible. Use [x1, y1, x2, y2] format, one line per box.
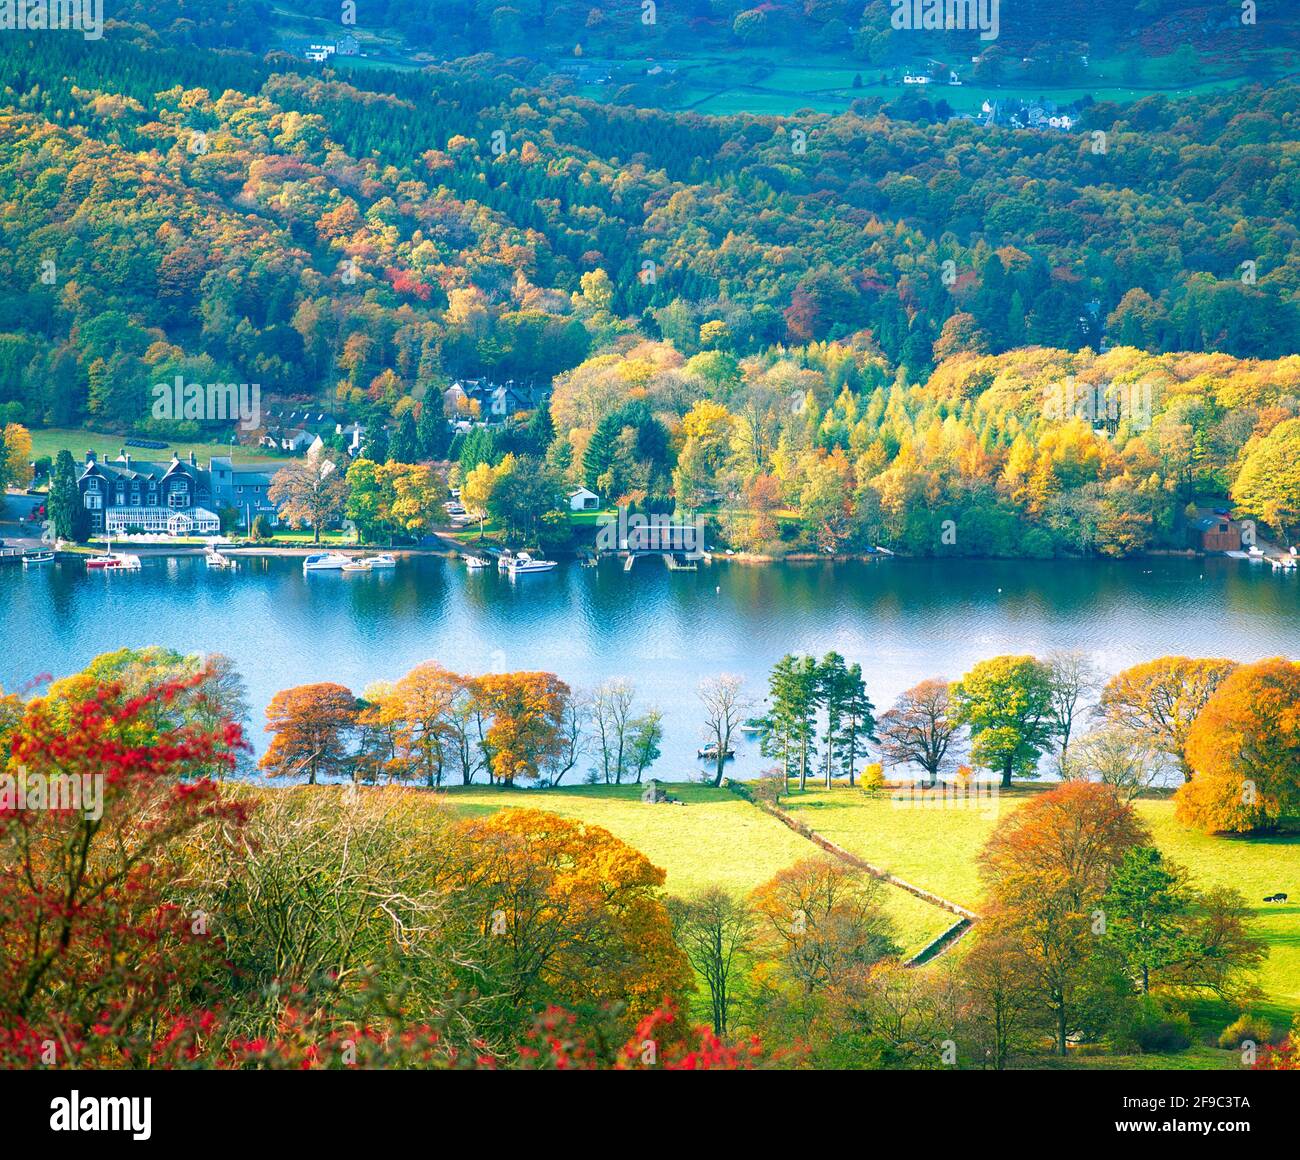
[302, 552, 398, 573]
[460, 550, 558, 575]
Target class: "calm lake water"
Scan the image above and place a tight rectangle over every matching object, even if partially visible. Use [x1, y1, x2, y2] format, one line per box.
[3, 554, 1298, 780]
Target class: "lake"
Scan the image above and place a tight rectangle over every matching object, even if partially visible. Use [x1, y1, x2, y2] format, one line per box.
[3, 553, 1298, 781]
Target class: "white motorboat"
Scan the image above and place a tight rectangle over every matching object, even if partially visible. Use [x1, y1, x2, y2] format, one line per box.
[205, 548, 235, 568]
[463, 554, 491, 569]
[341, 558, 372, 573]
[505, 551, 558, 575]
[364, 554, 397, 569]
[302, 552, 350, 572]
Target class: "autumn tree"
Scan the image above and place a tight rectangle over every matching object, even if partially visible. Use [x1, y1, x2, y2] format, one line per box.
[750, 857, 898, 995]
[1177, 658, 1300, 833]
[1232, 417, 1300, 544]
[269, 442, 348, 544]
[952, 655, 1054, 787]
[475, 671, 570, 785]
[373, 661, 462, 787]
[1099, 656, 1238, 783]
[260, 682, 358, 784]
[461, 809, 691, 1039]
[876, 678, 962, 786]
[1, 668, 245, 1065]
[978, 782, 1148, 1054]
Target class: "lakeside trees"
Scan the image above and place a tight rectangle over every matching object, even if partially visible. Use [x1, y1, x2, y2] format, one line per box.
[268, 443, 349, 545]
[1177, 659, 1300, 834]
[1, 648, 1286, 1069]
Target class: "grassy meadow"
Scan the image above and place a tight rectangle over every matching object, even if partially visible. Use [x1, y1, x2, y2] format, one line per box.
[439, 782, 958, 956]
[26, 427, 285, 470]
[438, 779, 1296, 1068]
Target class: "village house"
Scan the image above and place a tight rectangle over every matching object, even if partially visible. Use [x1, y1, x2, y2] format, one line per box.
[210, 457, 280, 531]
[442, 379, 541, 424]
[568, 486, 600, 512]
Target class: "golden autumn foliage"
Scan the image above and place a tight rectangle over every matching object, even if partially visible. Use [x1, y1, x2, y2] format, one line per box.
[459, 808, 692, 1024]
[1099, 656, 1238, 781]
[1177, 659, 1300, 834]
[259, 682, 358, 784]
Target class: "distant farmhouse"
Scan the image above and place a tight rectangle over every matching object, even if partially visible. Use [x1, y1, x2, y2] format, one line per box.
[76, 449, 288, 535]
[258, 411, 365, 456]
[443, 379, 543, 425]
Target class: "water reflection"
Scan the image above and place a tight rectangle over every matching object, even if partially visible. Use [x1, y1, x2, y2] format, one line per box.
[2, 554, 1296, 780]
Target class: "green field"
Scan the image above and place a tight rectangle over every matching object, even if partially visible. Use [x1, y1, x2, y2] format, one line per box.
[572, 43, 1284, 118]
[439, 782, 957, 956]
[779, 784, 1299, 1039]
[442, 780, 1296, 1067]
[26, 427, 285, 470]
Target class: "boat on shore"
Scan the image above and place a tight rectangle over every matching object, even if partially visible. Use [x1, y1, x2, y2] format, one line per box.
[505, 551, 558, 575]
[303, 552, 350, 572]
[22, 551, 55, 567]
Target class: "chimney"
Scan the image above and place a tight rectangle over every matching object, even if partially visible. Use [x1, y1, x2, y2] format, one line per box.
[124, 453, 131, 470]
[188, 450, 196, 466]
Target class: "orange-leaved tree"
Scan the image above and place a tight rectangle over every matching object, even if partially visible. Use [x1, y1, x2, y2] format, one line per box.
[978, 781, 1148, 1054]
[369, 661, 463, 787]
[474, 671, 570, 785]
[1177, 658, 1300, 834]
[458, 808, 691, 1040]
[260, 682, 358, 784]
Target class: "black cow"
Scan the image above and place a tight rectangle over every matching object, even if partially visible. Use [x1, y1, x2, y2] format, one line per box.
[1263, 893, 1288, 903]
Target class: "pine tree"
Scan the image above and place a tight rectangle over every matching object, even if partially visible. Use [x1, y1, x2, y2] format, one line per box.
[388, 411, 421, 464]
[417, 401, 450, 460]
[762, 654, 819, 792]
[47, 448, 82, 541]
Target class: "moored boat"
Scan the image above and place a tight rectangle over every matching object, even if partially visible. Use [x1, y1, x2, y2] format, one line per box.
[364, 554, 397, 569]
[303, 552, 350, 572]
[697, 744, 735, 760]
[463, 554, 491, 569]
[86, 552, 141, 571]
[505, 551, 558, 575]
[22, 551, 55, 567]
[341, 559, 373, 573]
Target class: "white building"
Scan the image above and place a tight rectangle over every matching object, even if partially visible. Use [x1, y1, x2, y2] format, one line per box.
[569, 486, 600, 512]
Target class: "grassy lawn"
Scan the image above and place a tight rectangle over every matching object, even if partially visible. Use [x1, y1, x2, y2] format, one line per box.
[779, 783, 1299, 1050]
[27, 427, 285, 468]
[438, 782, 955, 956]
